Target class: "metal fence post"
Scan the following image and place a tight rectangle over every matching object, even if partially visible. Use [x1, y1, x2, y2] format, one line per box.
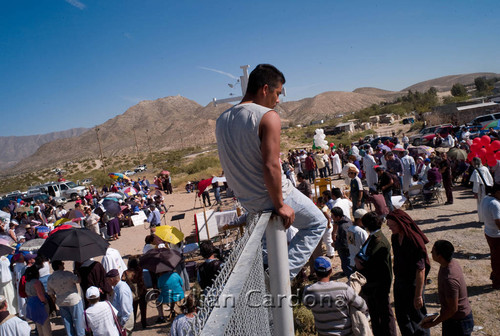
[265, 215, 295, 336]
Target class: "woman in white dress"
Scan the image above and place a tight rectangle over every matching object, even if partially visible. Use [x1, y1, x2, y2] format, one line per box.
[470, 157, 494, 222]
[330, 149, 342, 178]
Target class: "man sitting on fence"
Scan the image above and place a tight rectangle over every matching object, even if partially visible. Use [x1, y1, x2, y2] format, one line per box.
[303, 257, 368, 336]
[216, 64, 326, 279]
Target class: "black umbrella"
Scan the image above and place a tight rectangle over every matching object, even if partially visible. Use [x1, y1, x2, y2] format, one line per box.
[0, 244, 13, 256]
[38, 228, 109, 262]
[102, 199, 121, 217]
[139, 248, 182, 274]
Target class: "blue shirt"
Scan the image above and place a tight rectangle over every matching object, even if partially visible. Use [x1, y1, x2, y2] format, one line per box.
[147, 209, 161, 226]
[111, 281, 133, 326]
[158, 272, 184, 304]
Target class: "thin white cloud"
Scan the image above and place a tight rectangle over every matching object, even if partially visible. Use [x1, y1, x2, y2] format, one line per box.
[198, 66, 238, 80]
[123, 32, 133, 40]
[65, 0, 86, 10]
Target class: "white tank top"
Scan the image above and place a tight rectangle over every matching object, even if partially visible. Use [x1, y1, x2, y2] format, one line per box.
[216, 103, 293, 212]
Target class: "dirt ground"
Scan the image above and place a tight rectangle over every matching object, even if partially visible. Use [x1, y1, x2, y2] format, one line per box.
[41, 180, 498, 336]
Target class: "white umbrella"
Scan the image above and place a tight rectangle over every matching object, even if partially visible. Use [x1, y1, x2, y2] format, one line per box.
[0, 210, 10, 225]
[211, 176, 227, 183]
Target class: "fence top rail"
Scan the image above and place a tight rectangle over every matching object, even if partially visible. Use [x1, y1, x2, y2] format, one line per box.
[199, 211, 272, 336]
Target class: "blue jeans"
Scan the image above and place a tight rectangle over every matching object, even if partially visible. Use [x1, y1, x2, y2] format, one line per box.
[337, 248, 353, 277]
[60, 301, 85, 336]
[383, 189, 394, 212]
[214, 187, 221, 204]
[442, 313, 474, 336]
[263, 188, 327, 279]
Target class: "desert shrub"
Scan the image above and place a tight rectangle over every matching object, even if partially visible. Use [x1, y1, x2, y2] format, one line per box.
[293, 305, 316, 335]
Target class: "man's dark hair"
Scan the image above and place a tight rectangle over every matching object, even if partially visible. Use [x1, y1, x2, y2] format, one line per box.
[322, 190, 332, 200]
[331, 207, 343, 218]
[361, 211, 382, 232]
[200, 240, 216, 259]
[316, 196, 325, 205]
[25, 265, 40, 282]
[51, 260, 63, 271]
[297, 172, 305, 180]
[315, 268, 332, 279]
[0, 300, 6, 310]
[433, 240, 454, 262]
[245, 64, 285, 95]
[331, 188, 342, 199]
[127, 257, 140, 270]
[145, 235, 154, 244]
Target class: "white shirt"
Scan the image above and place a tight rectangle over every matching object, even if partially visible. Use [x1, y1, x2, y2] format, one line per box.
[480, 196, 500, 238]
[102, 248, 127, 278]
[331, 198, 353, 220]
[0, 257, 12, 283]
[170, 314, 196, 336]
[0, 315, 31, 335]
[347, 225, 368, 267]
[84, 301, 120, 336]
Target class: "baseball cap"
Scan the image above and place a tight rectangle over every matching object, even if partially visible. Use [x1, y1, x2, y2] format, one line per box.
[424, 158, 431, 163]
[105, 269, 119, 278]
[86, 286, 100, 299]
[314, 256, 332, 272]
[353, 209, 368, 219]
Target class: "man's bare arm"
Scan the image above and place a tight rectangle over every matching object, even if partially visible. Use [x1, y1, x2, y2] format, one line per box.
[260, 110, 295, 228]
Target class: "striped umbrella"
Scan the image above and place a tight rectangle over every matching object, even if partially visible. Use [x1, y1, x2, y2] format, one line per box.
[108, 172, 130, 181]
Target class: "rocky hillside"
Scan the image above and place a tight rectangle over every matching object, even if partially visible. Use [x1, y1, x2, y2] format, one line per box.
[10, 92, 383, 172]
[353, 87, 406, 100]
[403, 72, 499, 92]
[277, 91, 384, 125]
[9, 71, 500, 174]
[0, 128, 87, 170]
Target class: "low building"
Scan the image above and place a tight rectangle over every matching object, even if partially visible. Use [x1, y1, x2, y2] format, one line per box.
[380, 114, 396, 124]
[334, 122, 355, 133]
[359, 122, 372, 131]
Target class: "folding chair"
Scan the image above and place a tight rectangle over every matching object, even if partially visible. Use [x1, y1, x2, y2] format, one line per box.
[313, 177, 334, 202]
[406, 184, 424, 209]
[423, 184, 445, 206]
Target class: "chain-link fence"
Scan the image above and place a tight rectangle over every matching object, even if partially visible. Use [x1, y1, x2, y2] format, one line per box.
[191, 212, 273, 336]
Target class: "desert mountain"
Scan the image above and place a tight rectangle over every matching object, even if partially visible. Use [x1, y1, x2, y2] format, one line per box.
[353, 87, 406, 100]
[11, 92, 382, 172]
[278, 91, 384, 124]
[403, 72, 500, 92]
[0, 128, 87, 171]
[9, 71, 499, 173]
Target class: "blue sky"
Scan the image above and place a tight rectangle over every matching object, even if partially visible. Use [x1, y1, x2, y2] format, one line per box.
[1, 0, 498, 136]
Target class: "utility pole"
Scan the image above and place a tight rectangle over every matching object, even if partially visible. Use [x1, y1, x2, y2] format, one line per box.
[133, 129, 140, 157]
[95, 127, 107, 174]
[146, 130, 153, 168]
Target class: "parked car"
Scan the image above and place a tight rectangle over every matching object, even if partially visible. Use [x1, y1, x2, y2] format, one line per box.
[80, 178, 93, 185]
[402, 117, 415, 124]
[28, 181, 87, 201]
[409, 124, 452, 146]
[471, 114, 496, 128]
[134, 164, 147, 173]
[123, 170, 136, 176]
[370, 136, 394, 149]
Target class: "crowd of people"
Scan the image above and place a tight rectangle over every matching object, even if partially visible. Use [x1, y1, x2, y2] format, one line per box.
[1, 63, 498, 336]
[214, 64, 499, 336]
[282, 135, 499, 335]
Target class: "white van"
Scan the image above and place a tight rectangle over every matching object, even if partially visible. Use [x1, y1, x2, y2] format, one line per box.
[32, 181, 87, 201]
[471, 114, 496, 128]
